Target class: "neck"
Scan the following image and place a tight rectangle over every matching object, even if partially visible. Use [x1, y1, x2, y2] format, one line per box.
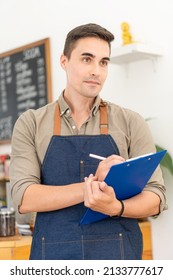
[63, 90, 96, 113]
[63, 90, 96, 129]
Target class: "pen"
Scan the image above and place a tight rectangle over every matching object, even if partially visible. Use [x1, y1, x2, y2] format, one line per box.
[89, 152, 154, 162]
[89, 153, 106, 160]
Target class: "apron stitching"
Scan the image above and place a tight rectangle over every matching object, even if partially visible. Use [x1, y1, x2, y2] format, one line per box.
[119, 233, 124, 259]
[82, 237, 120, 242]
[42, 236, 45, 260]
[81, 235, 84, 260]
[80, 160, 84, 182]
[43, 240, 81, 244]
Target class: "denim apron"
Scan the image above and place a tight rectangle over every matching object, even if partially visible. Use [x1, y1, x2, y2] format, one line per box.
[30, 101, 142, 260]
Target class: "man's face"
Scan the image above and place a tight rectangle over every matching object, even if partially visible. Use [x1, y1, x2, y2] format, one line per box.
[61, 37, 110, 99]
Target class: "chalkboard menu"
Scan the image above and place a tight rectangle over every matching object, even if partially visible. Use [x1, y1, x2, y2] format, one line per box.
[0, 38, 52, 143]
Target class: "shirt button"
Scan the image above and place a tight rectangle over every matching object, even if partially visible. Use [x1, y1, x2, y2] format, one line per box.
[72, 125, 76, 129]
[67, 109, 70, 114]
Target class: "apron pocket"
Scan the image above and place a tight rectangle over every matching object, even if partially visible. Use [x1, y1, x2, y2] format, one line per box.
[41, 236, 82, 260]
[39, 230, 141, 260]
[82, 233, 124, 260]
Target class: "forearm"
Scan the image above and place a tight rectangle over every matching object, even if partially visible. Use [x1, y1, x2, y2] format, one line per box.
[121, 191, 160, 218]
[19, 182, 84, 213]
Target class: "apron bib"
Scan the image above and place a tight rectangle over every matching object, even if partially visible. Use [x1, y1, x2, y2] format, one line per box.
[30, 101, 142, 260]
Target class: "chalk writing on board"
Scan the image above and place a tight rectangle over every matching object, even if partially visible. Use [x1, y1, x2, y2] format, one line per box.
[0, 38, 52, 143]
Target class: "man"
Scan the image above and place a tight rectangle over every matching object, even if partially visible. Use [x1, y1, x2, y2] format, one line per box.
[10, 23, 167, 260]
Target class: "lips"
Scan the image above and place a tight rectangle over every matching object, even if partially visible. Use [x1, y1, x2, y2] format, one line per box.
[84, 80, 100, 85]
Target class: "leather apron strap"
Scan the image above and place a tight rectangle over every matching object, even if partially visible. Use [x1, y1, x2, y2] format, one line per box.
[99, 100, 108, 134]
[54, 100, 108, 135]
[53, 102, 61, 135]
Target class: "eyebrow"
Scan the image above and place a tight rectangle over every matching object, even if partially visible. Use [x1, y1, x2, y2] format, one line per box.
[81, 52, 110, 61]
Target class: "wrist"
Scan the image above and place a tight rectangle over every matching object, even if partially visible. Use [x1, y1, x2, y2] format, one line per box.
[111, 200, 124, 219]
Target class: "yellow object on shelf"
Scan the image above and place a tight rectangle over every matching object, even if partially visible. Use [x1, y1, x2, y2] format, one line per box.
[121, 22, 134, 45]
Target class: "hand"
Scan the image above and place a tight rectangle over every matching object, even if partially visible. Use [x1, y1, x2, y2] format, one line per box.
[83, 174, 122, 216]
[95, 154, 125, 181]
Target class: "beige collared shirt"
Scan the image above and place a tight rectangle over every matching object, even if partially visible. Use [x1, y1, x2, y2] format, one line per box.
[10, 92, 167, 219]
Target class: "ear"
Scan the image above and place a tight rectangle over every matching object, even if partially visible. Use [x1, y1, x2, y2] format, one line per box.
[60, 54, 68, 70]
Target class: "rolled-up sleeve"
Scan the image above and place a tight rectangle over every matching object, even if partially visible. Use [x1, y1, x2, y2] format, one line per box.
[10, 111, 41, 216]
[127, 111, 167, 212]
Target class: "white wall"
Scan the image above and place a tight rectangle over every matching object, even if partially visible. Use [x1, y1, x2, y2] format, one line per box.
[0, 0, 173, 259]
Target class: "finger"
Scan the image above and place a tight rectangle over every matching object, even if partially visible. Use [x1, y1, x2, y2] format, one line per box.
[98, 155, 125, 173]
[106, 155, 125, 164]
[98, 181, 108, 192]
[100, 183, 115, 197]
[84, 175, 97, 198]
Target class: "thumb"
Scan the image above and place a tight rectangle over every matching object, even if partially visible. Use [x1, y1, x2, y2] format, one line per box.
[98, 181, 108, 192]
[99, 182, 115, 196]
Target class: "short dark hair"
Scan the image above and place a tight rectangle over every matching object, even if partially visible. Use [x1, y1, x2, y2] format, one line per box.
[63, 23, 114, 59]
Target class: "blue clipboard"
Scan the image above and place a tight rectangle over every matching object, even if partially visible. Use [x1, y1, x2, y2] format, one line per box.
[80, 150, 166, 225]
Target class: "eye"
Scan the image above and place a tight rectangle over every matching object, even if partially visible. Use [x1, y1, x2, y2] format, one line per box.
[82, 57, 91, 63]
[100, 60, 109, 67]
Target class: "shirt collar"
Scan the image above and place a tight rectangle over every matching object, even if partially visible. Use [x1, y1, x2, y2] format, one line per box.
[57, 91, 101, 117]
[57, 91, 70, 116]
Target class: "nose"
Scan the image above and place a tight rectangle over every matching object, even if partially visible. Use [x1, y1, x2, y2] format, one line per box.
[90, 62, 100, 76]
